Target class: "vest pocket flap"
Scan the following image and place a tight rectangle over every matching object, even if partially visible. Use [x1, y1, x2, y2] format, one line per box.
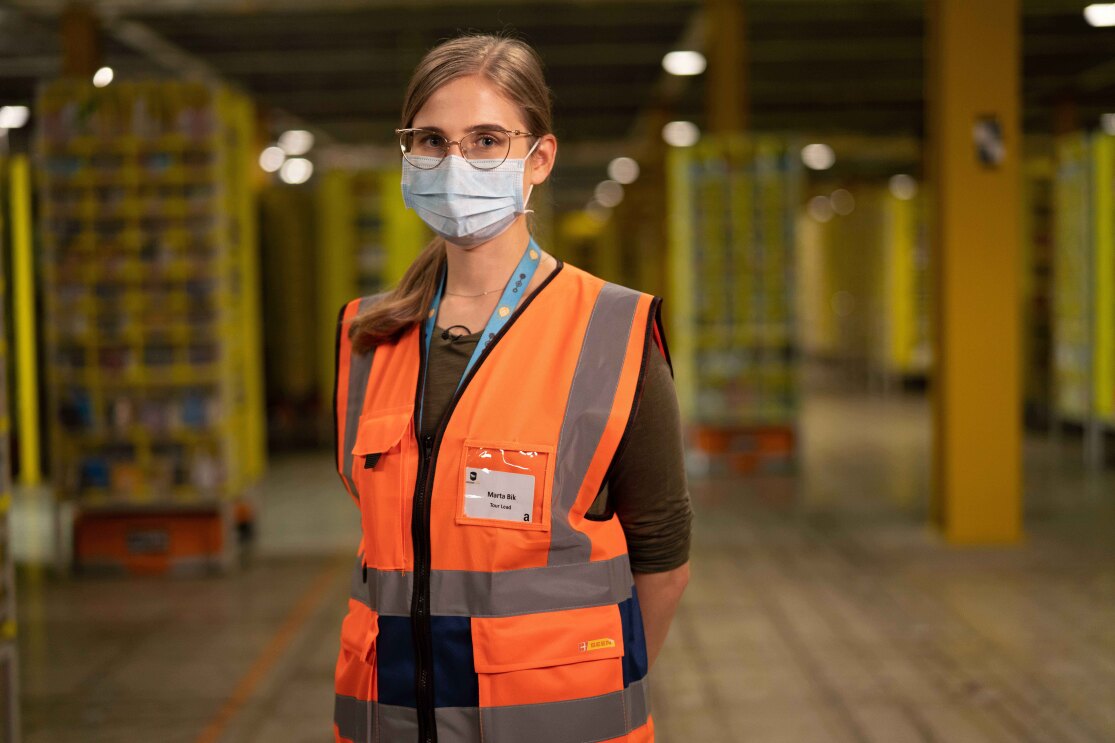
[351, 406, 413, 456]
[471, 604, 625, 673]
[339, 601, 379, 665]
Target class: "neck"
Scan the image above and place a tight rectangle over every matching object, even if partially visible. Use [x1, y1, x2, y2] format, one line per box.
[444, 217, 532, 295]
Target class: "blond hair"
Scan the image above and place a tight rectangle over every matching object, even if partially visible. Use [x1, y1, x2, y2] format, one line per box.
[349, 34, 553, 351]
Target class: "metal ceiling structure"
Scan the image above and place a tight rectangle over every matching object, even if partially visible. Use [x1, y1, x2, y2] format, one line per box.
[2, 0, 1115, 209]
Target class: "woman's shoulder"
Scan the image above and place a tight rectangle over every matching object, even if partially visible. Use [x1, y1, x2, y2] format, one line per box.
[550, 260, 657, 301]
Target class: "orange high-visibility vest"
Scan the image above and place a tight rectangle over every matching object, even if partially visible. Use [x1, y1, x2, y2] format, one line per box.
[332, 261, 670, 743]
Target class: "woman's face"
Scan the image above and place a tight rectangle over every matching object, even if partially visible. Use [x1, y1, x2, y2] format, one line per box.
[411, 74, 557, 197]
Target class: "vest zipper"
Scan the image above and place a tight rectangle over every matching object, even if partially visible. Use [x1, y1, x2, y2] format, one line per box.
[409, 261, 564, 743]
[412, 431, 436, 743]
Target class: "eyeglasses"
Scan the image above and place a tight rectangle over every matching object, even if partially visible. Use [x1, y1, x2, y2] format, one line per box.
[395, 127, 535, 170]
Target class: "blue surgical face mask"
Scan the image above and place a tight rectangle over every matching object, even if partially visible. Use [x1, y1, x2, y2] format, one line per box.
[400, 140, 540, 249]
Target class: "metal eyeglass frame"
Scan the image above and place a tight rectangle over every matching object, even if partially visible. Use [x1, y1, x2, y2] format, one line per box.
[394, 127, 535, 170]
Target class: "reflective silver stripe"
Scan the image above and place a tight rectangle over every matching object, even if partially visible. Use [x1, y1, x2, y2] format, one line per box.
[334, 682, 648, 743]
[624, 675, 651, 735]
[348, 552, 367, 605]
[341, 294, 382, 499]
[334, 693, 370, 742]
[550, 282, 641, 567]
[379, 703, 417, 741]
[350, 555, 632, 617]
[435, 706, 482, 741]
[481, 677, 652, 743]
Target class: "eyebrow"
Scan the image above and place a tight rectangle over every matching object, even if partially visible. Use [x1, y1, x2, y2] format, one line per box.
[410, 123, 514, 134]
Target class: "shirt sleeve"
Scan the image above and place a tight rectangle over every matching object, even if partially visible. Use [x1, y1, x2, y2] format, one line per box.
[595, 342, 693, 574]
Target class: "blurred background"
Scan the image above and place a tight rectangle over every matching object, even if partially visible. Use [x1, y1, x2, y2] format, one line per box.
[0, 0, 1113, 741]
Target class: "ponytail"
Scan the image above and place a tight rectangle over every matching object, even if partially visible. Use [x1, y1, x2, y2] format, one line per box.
[349, 238, 446, 353]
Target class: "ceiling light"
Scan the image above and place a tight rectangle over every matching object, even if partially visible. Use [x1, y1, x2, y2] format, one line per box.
[1101, 113, 1115, 136]
[830, 189, 855, 216]
[0, 105, 30, 129]
[607, 157, 640, 185]
[93, 66, 114, 88]
[585, 200, 611, 225]
[662, 121, 700, 148]
[889, 174, 918, 201]
[807, 195, 834, 222]
[278, 129, 314, 156]
[279, 157, 313, 185]
[662, 50, 707, 76]
[594, 180, 624, 208]
[1084, 3, 1115, 26]
[259, 146, 286, 173]
[801, 143, 835, 170]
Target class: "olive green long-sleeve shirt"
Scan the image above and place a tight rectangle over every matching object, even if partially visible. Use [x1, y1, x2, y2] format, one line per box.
[420, 322, 692, 573]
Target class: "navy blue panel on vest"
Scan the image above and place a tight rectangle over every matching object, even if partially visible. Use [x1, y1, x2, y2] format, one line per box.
[431, 615, 479, 708]
[377, 614, 478, 709]
[377, 615, 417, 707]
[619, 588, 649, 687]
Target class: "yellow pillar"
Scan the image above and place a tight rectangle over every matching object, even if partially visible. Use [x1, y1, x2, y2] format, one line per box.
[316, 170, 357, 413]
[926, 0, 1022, 543]
[10, 157, 41, 486]
[705, 0, 748, 135]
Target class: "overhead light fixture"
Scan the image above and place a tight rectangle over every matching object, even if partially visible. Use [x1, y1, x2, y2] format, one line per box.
[585, 200, 611, 225]
[607, 156, 640, 185]
[830, 189, 855, 216]
[259, 146, 286, 173]
[1101, 113, 1115, 136]
[662, 120, 700, 148]
[801, 143, 835, 170]
[93, 66, 114, 88]
[594, 180, 624, 208]
[662, 50, 707, 76]
[1084, 3, 1115, 26]
[889, 174, 918, 200]
[0, 105, 30, 129]
[280, 157, 313, 185]
[807, 195, 834, 223]
[278, 129, 314, 156]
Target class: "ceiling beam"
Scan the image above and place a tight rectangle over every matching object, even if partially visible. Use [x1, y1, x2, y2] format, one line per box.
[10, 0, 694, 15]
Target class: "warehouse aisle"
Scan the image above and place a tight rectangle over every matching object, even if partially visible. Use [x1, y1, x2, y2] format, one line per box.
[14, 390, 1115, 742]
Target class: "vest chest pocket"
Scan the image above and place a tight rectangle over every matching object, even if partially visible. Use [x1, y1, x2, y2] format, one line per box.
[352, 405, 413, 570]
[471, 604, 627, 741]
[456, 440, 554, 531]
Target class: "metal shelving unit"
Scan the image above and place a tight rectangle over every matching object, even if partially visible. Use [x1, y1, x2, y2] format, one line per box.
[35, 79, 265, 572]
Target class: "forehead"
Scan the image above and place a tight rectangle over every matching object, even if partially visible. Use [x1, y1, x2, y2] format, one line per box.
[412, 75, 526, 133]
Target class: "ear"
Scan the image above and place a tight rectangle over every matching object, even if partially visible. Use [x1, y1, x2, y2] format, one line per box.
[527, 134, 558, 186]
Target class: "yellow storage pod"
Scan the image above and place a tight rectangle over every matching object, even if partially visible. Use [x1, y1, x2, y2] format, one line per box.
[667, 134, 801, 470]
[35, 80, 265, 571]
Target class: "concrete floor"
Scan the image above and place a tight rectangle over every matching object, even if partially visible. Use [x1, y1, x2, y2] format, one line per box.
[11, 384, 1115, 742]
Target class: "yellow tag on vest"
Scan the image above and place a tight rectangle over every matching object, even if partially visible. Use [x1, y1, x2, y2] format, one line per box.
[464, 468, 536, 523]
[579, 638, 616, 652]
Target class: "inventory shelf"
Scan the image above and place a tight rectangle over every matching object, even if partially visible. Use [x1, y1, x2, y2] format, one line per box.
[667, 134, 801, 473]
[1053, 131, 1115, 462]
[36, 79, 265, 573]
[0, 163, 20, 742]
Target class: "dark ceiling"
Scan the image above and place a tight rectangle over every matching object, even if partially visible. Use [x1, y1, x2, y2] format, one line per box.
[2, 0, 1115, 210]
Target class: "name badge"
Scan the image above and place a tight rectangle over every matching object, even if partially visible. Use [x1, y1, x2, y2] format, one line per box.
[464, 467, 537, 523]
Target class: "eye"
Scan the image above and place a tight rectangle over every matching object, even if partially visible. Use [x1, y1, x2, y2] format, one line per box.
[421, 133, 446, 148]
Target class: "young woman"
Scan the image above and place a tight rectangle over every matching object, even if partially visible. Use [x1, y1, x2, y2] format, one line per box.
[332, 34, 691, 743]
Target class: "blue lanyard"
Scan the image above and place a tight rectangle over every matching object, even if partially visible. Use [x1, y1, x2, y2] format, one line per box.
[419, 238, 542, 423]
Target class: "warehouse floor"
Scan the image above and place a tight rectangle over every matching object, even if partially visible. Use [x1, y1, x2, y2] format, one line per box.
[12, 385, 1115, 743]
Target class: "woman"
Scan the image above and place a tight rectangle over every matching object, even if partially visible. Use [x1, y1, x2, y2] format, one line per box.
[333, 34, 691, 743]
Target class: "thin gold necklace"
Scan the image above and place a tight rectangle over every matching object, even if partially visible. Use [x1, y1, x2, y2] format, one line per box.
[443, 285, 504, 298]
